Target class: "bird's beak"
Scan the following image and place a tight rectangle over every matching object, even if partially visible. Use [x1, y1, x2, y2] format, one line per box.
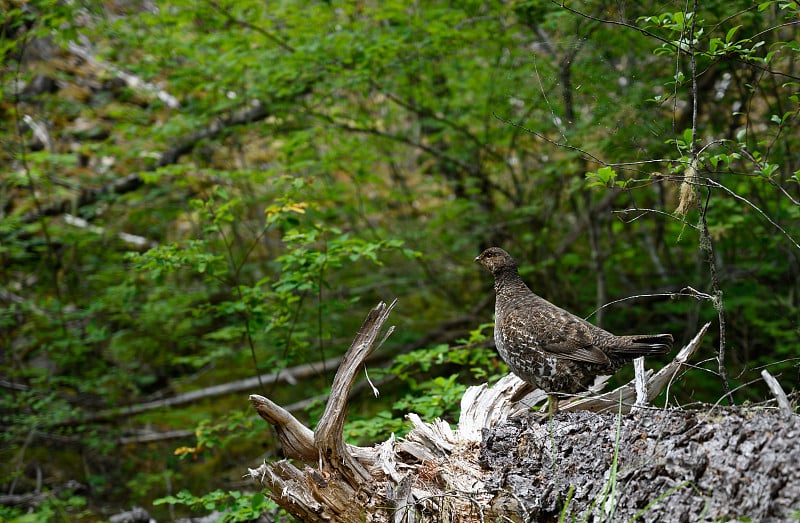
[474, 256, 480, 262]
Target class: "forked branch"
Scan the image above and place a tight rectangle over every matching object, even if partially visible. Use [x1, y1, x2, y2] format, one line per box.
[313, 299, 396, 485]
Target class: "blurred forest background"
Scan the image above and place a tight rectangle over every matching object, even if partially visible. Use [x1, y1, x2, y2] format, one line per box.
[2, 0, 799, 520]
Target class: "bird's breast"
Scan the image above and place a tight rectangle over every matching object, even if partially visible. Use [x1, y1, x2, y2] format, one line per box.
[493, 327, 510, 365]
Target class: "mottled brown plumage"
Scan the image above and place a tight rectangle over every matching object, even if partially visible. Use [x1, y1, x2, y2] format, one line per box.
[475, 247, 673, 412]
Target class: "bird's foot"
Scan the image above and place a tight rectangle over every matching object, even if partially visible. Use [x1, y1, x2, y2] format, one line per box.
[531, 394, 559, 423]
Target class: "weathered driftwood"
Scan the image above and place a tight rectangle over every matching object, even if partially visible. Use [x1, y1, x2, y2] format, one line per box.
[248, 302, 800, 522]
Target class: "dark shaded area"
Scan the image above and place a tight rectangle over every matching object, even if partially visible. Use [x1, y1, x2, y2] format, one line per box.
[481, 408, 800, 522]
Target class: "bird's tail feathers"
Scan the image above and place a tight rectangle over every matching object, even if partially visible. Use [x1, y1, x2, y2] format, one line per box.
[615, 333, 673, 355]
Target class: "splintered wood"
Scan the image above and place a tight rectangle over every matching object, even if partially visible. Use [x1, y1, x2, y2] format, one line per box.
[247, 303, 798, 522]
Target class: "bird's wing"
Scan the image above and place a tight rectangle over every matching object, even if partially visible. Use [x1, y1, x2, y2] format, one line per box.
[511, 298, 611, 365]
[544, 341, 610, 364]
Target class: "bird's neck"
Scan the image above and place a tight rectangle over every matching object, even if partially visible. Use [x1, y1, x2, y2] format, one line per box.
[493, 268, 530, 298]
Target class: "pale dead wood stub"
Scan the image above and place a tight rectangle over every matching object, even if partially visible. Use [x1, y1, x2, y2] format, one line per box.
[248, 303, 799, 522]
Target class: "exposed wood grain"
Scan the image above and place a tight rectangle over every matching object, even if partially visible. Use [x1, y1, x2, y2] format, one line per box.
[313, 299, 396, 486]
[249, 395, 316, 462]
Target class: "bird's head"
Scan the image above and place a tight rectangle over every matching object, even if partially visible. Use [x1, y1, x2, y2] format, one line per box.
[475, 247, 518, 275]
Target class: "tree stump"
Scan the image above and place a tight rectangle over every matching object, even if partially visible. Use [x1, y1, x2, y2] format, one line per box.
[247, 301, 800, 522]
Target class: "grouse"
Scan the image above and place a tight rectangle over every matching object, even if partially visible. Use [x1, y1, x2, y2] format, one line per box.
[475, 247, 673, 413]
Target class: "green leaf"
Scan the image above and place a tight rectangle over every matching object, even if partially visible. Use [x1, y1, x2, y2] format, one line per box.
[725, 25, 741, 44]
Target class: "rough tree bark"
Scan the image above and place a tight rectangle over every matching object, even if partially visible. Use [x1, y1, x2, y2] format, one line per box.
[247, 302, 800, 522]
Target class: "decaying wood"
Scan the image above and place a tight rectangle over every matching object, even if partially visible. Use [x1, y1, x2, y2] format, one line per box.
[249, 301, 396, 522]
[248, 304, 800, 522]
[481, 407, 800, 522]
[313, 298, 396, 487]
[762, 369, 793, 418]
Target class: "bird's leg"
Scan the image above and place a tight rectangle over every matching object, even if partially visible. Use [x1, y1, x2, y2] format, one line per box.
[534, 393, 559, 422]
[548, 394, 560, 417]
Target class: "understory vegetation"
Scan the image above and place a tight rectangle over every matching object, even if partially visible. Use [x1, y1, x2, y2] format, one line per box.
[1, 0, 798, 520]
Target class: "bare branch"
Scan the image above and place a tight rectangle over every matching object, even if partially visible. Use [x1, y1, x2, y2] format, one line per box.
[76, 354, 346, 424]
[704, 177, 800, 251]
[551, 0, 675, 47]
[613, 208, 700, 229]
[633, 357, 648, 410]
[117, 429, 194, 445]
[493, 113, 604, 165]
[583, 289, 711, 321]
[314, 299, 397, 486]
[250, 394, 317, 461]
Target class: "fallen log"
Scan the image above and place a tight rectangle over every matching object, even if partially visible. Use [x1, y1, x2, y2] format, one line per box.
[247, 301, 800, 522]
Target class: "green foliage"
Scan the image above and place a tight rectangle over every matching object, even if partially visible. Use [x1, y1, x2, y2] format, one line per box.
[585, 166, 630, 189]
[154, 489, 277, 523]
[0, 488, 89, 523]
[392, 373, 467, 422]
[342, 323, 499, 442]
[345, 322, 500, 441]
[174, 411, 259, 459]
